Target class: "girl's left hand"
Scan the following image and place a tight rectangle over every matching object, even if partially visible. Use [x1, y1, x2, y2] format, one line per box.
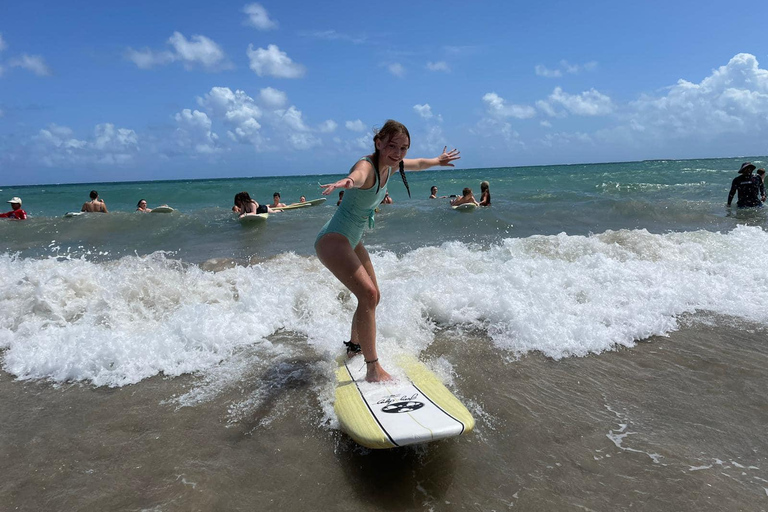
[437, 146, 461, 167]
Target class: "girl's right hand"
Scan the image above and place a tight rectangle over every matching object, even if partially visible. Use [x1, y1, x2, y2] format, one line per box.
[320, 177, 354, 195]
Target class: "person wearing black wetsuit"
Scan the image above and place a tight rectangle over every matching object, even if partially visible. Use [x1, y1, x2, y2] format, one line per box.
[727, 162, 766, 208]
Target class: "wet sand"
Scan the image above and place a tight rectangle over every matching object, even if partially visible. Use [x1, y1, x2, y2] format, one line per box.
[2, 320, 767, 511]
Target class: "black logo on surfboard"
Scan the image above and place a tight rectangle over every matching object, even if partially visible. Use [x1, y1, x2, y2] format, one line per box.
[381, 401, 425, 414]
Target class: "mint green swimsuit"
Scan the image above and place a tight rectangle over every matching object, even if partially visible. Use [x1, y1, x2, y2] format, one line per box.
[315, 157, 394, 248]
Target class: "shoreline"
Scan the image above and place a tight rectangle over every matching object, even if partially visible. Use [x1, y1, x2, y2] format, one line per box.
[2, 320, 767, 511]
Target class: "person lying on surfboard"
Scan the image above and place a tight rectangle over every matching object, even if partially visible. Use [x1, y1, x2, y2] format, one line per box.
[450, 187, 479, 207]
[315, 119, 460, 382]
[232, 191, 281, 216]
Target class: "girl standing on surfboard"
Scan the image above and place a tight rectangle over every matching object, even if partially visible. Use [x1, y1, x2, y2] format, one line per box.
[315, 119, 460, 382]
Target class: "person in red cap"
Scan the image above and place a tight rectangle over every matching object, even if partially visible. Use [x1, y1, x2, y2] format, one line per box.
[0, 197, 27, 220]
[727, 162, 765, 208]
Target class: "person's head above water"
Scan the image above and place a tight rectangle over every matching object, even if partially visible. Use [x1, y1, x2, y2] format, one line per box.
[739, 162, 756, 174]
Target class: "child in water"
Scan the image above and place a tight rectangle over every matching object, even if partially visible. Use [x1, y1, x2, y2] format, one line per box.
[479, 181, 491, 206]
[271, 192, 287, 209]
[315, 119, 460, 382]
[451, 188, 479, 207]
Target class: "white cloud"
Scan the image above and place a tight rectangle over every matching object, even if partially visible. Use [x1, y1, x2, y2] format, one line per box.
[414, 104, 433, 119]
[91, 124, 140, 164]
[198, 87, 262, 145]
[259, 87, 287, 108]
[536, 87, 614, 116]
[168, 32, 230, 71]
[318, 120, 337, 133]
[536, 60, 597, 78]
[299, 30, 366, 44]
[195, 86, 320, 151]
[247, 44, 306, 78]
[535, 65, 561, 78]
[387, 63, 405, 77]
[472, 117, 524, 148]
[539, 131, 593, 148]
[482, 92, 537, 119]
[243, 3, 278, 30]
[93, 123, 138, 150]
[10, 54, 52, 76]
[174, 109, 219, 154]
[620, 52, 768, 140]
[286, 132, 320, 150]
[426, 61, 449, 72]
[126, 48, 175, 69]
[126, 32, 230, 71]
[345, 119, 366, 132]
[275, 105, 310, 132]
[271, 106, 321, 150]
[31, 123, 140, 167]
[333, 134, 370, 152]
[420, 125, 448, 154]
[36, 124, 87, 151]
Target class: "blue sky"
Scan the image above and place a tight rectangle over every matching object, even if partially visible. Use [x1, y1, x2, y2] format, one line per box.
[1, 0, 768, 186]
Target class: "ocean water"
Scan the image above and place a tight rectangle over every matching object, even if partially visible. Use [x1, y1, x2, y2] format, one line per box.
[2, 157, 768, 510]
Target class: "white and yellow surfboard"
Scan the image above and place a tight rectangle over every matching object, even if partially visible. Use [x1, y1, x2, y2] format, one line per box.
[334, 355, 474, 449]
[272, 197, 327, 211]
[238, 212, 269, 224]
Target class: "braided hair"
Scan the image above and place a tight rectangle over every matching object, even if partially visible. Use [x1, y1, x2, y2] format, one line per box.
[399, 160, 410, 198]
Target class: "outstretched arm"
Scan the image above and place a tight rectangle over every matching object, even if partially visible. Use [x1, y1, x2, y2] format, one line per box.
[403, 146, 460, 171]
[320, 160, 373, 195]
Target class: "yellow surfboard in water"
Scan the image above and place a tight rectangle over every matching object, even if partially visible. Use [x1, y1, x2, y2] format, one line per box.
[334, 354, 474, 449]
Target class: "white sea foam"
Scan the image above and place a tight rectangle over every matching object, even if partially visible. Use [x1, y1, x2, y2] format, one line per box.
[2, 226, 768, 391]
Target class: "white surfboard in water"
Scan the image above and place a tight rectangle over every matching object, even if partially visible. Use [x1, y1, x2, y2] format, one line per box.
[334, 354, 474, 449]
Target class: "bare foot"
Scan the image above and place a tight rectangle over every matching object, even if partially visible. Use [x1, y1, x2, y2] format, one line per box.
[365, 362, 393, 383]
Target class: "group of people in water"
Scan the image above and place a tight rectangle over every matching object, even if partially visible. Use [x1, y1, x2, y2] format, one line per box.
[429, 181, 491, 207]
[232, 191, 312, 217]
[2, 119, 765, 389]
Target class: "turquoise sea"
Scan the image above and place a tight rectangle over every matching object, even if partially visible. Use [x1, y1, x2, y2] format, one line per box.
[2, 157, 768, 511]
